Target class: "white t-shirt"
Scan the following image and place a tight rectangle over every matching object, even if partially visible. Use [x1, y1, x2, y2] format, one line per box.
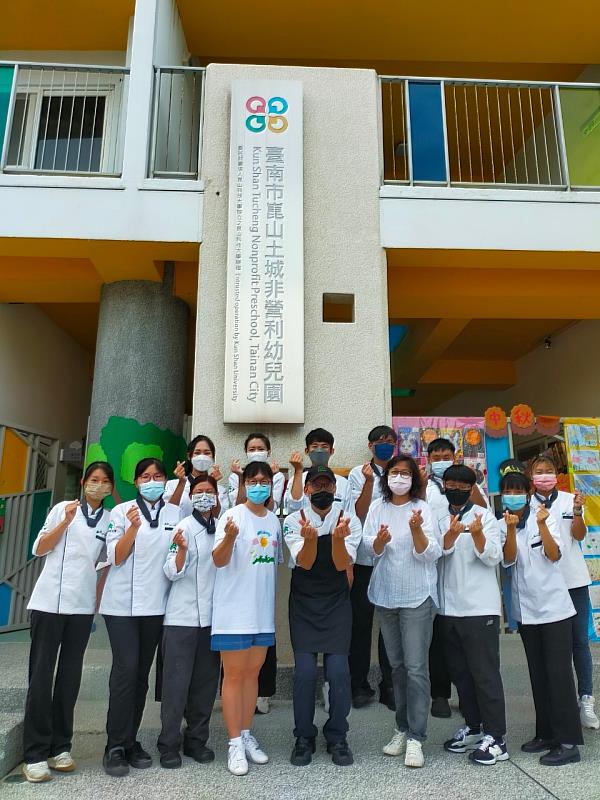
[227, 471, 285, 513]
[211, 504, 280, 635]
[28, 501, 110, 615]
[530, 491, 590, 590]
[362, 497, 441, 609]
[164, 476, 230, 519]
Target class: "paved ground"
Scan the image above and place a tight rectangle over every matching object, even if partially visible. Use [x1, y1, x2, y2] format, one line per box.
[2, 634, 600, 800]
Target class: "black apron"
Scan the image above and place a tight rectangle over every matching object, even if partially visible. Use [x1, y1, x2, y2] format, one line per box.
[289, 533, 351, 655]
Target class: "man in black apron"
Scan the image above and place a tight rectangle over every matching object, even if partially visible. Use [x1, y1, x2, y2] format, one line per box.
[283, 466, 363, 767]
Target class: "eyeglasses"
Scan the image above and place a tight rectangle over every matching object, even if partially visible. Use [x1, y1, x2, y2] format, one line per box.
[390, 471, 412, 478]
[246, 480, 271, 487]
[138, 473, 165, 482]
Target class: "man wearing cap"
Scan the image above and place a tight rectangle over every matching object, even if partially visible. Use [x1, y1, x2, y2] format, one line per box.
[283, 466, 363, 768]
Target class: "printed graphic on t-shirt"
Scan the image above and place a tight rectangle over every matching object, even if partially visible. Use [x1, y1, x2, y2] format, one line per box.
[250, 531, 277, 564]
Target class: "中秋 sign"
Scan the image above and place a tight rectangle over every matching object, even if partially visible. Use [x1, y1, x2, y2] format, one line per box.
[223, 80, 304, 423]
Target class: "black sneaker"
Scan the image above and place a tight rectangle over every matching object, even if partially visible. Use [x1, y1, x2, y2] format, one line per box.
[539, 745, 581, 766]
[103, 747, 129, 777]
[159, 751, 182, 769]
[183, 744, 215, 763]
[127, 741, 153, 769]
[521, 737, 554, 753]
[431, 697, 452, 718]
[327, 739, 354, 767]
[290, 737, 316, 767]
[469, 735, 509, 765]
[444, 725, 482, 754]
[352, 690, 374, 709]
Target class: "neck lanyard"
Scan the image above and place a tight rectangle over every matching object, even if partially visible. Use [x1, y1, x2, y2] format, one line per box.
[370, 460, 384, 477]
[192, 509, 216, 535]
[80, 500, 104, 529]
[534, 489, 558, 509]
[429, 475, 445, 494]
[136, 495, 164, 528]
[516, 505, 531, 530]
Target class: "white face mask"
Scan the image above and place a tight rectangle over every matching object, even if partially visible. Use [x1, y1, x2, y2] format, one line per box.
[388, 475, 412, 496]
[191, 492, 218, 512]
[192, 454, 214, 473]
[247, 450, 269, 463]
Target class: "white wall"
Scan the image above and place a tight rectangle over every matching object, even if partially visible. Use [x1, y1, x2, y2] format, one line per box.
[0, 304, 93, 441]
[433, 320, 600, 418]
[194, 64, 391, 469]
[153, 0, 189, 65]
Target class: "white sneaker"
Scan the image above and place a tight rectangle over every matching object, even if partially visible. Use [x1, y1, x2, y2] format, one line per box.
[405, 738, 424, 768]
[256, 696, 270, 714]
[227, 743, 249, 776]
[580, 695, 600, 729]
[48, 752, 76, 772]
[322, 681, 330, 713]
[22, 761, 53, 782]
[383, 729, 407, 756]
[242, 731, 269, 764]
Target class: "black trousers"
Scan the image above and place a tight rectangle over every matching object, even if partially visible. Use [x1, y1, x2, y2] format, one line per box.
[104, 614, 164, 751]
[157, 626, 220, 753]
[293, 652, 351, 744]
[429, 614, 451, 699]
[23, 610, 93, 763]
[519, 619, 583, 746]
[258, 643, 277, 697]
[349, 564, 392, 694]
[441, 615, 506, 738]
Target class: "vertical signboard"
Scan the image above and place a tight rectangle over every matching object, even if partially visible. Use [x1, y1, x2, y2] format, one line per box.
[224, 80, 304, 423]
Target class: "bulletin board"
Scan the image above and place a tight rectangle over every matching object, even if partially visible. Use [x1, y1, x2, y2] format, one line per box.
[564, 417, 600, 641]
[392, 416, 488, 490]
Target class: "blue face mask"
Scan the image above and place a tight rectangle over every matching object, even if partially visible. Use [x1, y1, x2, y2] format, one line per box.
[139, 480, 165, 502]
[502, 494, 528, 512]
[431, 459, 454, 478]
[246, 484, 271, 505]
[373, 442, 395, 461]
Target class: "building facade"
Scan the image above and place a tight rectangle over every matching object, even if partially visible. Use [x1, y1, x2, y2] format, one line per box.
[2, 0, 600, 628]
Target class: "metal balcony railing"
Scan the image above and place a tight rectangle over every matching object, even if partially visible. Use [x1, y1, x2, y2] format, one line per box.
[0, 62, 129, 177]
[148, 66, 205, 179]
[381, 76, 600, 190]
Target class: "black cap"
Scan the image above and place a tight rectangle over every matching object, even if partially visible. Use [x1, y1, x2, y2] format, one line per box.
[305, 465, 336, 485]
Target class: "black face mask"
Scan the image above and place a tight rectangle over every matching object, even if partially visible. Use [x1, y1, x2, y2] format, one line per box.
[445, 488, 471, 508]
[310, 490, 335, 511]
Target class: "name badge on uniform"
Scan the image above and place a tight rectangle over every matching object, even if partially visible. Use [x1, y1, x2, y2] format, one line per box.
[562, 513, 574, 520]
[165, 524, 175, 532]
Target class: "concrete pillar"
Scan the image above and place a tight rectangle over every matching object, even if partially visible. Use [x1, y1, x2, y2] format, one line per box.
[194, 64, 391, 470]
[87, 279, 188, 501]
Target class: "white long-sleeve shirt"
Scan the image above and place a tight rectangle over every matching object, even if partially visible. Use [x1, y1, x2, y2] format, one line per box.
[284, 471, 354, 515]
[435, 504, 503, 617]
[362, 497, 441, 609]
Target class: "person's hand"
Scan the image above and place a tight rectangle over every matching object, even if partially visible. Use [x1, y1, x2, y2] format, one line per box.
[447, 515, 465, 537]
[270, 460, 280, 475]
[290, 451, 304, 472]
[419, 465, 428, 484]
[469, 513, 484, 537]
[374, 523, 392, 549]
[362, 462, 374, 483]
[210, 464, 223, 482]
[174, 460, 186, 481]
[64, 500, 80, 524]
[333, 516, 351, 539]
[224, 516, 239, 541]
[536, 506, 550, 525]
[299, 510, 318, 541]
[126, 504, 142, 529]
[503, 510, 519, 528]
[574, 493, 585, 512]
[231, 458, 243, 477]
[172, 529, 187, 551]
[409, 509, 424, 531]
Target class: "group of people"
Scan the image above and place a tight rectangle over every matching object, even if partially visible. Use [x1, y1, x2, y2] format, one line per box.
[20, 425, 598, 782]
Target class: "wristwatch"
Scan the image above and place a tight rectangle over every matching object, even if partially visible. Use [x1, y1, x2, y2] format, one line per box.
[573, 508, 583, 517]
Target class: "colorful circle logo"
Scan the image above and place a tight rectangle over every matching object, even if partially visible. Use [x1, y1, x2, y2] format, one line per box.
[245, 96, 289, 133]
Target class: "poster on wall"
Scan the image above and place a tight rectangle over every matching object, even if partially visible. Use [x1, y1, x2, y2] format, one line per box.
[223, 79, 304, 423]
[564, 417, 600, 642]
[393, 416, 488, 490]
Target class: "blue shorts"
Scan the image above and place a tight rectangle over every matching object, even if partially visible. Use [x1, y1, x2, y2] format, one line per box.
[210, 632, 275, 651]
